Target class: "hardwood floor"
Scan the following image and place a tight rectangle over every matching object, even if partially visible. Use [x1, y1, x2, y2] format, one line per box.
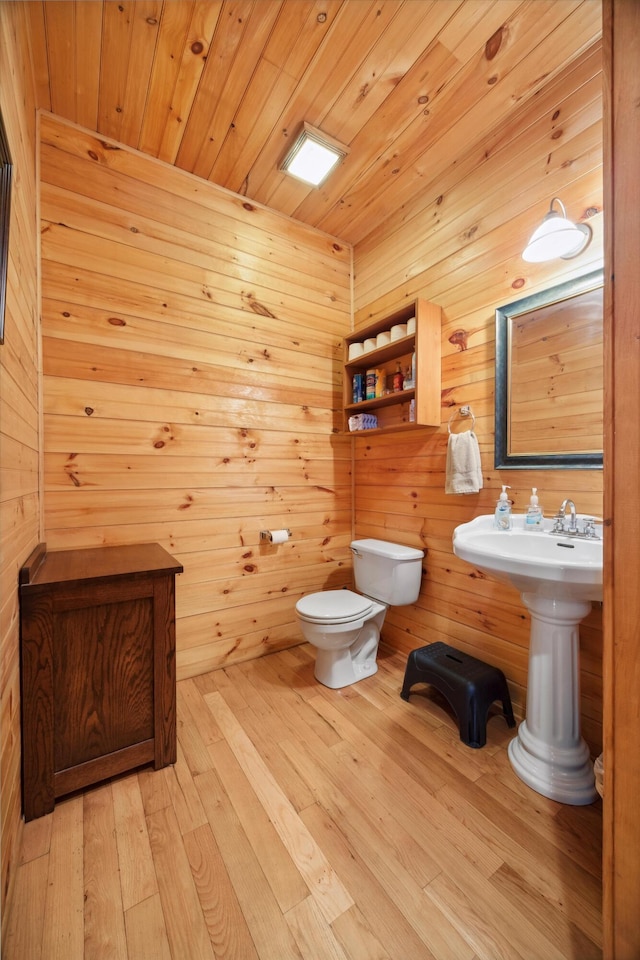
[4, 644, 603, 960]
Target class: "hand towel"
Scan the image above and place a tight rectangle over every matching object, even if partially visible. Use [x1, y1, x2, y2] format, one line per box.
[445, 430, 483, 495]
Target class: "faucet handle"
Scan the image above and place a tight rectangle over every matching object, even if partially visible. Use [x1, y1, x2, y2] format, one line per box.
[581, 517, 603, 538]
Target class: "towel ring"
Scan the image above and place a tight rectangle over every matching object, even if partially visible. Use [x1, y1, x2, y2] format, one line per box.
[447, 405, 476, 434]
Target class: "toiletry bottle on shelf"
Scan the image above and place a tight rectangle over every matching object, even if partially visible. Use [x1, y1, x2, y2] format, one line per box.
[494, 485, 512, 530]
[403, 354, 415, 389]
[393, 363, 404, 392]
[524, 487, 544, 530]
[365, 368, 376, 400]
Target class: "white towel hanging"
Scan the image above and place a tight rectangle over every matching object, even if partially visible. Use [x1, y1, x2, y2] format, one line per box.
[445, 430, 483, 495]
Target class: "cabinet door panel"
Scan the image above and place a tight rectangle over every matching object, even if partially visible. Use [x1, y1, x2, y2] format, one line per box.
[53, 596, 154, 770]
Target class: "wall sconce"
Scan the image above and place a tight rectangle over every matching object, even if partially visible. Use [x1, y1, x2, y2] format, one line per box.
[280, 122, 348, 188]
[522, 197, 592, 262]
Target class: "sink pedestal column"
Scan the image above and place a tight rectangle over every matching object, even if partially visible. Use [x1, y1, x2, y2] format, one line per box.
[508, 593, 597, 805]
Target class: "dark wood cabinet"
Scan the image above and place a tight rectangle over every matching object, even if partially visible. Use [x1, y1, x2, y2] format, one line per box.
[19, 542, 183, 821]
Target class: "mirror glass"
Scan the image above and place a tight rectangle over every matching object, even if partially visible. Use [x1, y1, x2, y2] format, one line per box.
[495, 269, 604, 469]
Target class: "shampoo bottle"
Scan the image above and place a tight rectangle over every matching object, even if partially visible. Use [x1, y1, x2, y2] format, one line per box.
[525, 487, 544, 530]
[494, 485, 512, 530]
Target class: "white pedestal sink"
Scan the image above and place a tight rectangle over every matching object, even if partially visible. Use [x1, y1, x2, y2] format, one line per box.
[453, 515, 602, 805]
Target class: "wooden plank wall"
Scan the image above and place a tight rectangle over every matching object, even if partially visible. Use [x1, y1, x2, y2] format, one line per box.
[352, 42, 604, 753]
[0, 1, 41, 928]
[603, 1, 640, 953]
[39, 114, 353, 682]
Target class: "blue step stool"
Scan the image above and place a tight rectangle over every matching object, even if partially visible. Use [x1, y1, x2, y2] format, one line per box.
[400, 642, 515, 748]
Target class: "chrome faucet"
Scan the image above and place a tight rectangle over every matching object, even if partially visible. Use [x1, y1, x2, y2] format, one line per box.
[555, 498, 578, 534]
[551, 500, 603, 538]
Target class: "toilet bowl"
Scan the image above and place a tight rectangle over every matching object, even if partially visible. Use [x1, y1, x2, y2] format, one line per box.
[296, 589, 387, 688]
[295, 538, 424, 689]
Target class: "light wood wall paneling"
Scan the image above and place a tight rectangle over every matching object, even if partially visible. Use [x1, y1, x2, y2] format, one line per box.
[40, 114, 353, 680]
[43, 412, 344, 464]
[355, 35, 601, 260]
[39, 283, 344, 372]
[138, 1, 216, 162]
[42, 377, 341, 435]
[97, 0, 138, 144]
[45, 511, 351, 557]
[314, 1, 600, 242]
[40, 179, 348, 307]
[41, 338, 339, 416]
[38, 113, 351, 285]
[351, 41, 604, 754]
[27, 2, 601, 246]
[43, 482, 346, 530]
[256, 0, 436, 217]
[25, 2, 51, 112]
[205, 15, 305, 192]
[354, 35, 603, 306]
[185, 0, 285, 183]
[42, 451, 349, 493]
[174, 0, 268, 178]
[40, 221, 348, 332]
[603, 1, 640, 955]
[0, 0, 41, 931]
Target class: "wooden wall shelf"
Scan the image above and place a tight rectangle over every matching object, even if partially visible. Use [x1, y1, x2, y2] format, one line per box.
[19, 542, 183, 821]
[343, 299, 441, 434]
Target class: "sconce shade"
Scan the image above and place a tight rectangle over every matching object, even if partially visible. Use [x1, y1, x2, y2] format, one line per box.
[280, 123, 348, 187]
[522, 198, 592, 262]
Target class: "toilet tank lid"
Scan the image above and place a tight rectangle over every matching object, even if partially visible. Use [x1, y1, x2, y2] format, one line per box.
[351, 539, 424, 561]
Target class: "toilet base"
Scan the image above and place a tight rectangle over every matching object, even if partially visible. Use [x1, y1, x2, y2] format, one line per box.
[311, 608, 385, 689]
[314, 645, 378, 689]
[298, 595, 387, 690]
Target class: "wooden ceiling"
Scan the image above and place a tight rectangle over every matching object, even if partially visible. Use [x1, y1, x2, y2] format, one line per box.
[28, 0, 601, 245]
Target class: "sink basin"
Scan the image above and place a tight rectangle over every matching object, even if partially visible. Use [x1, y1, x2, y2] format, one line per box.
[452, 513, 603, 806]
[453, 514, 602, 602]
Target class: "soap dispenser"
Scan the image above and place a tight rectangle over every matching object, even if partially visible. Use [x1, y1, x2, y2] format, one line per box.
[494, 485, 512, 530]
[525, 487, 544, 530]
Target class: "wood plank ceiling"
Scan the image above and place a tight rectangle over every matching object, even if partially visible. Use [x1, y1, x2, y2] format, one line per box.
[29, 0, 601, 245]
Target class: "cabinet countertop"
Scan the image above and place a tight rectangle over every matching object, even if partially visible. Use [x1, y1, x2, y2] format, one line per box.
[20, 542, 183, 591]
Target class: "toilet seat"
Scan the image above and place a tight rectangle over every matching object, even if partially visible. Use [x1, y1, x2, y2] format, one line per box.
[296, 589, 373, 625]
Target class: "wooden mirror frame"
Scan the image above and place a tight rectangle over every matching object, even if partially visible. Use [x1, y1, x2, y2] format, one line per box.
[495, 269, 604, 470]
[0, 107, 13, 345]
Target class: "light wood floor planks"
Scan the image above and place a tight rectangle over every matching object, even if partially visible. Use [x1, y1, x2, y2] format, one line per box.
[4, 644, 603, 960]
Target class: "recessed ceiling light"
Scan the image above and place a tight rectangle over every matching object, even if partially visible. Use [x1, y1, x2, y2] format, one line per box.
[281, 123, 348, 188]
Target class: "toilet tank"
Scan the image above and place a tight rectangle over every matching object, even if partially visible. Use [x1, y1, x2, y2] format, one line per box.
[351, 539, 424, 606]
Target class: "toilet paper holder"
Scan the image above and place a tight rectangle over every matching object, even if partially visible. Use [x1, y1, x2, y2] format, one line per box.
[260, 529, 292, 543]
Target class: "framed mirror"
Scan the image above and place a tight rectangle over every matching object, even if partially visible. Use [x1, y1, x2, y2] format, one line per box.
[495, 269, 604, 469]
[0, 107, 13, 345]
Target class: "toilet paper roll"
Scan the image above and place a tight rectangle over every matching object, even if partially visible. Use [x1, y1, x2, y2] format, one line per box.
[390, 323, 408, 341]
[348, 341, 364, 360]
[363, 338, 377, 352]
[376, 331, 391, 348]
[268, 529, 290, 544]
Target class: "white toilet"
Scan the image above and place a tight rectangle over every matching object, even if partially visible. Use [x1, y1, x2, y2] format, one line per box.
[295, 538, 424, 689]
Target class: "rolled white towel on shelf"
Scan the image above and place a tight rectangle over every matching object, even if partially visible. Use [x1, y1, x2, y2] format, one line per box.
[445, 430, 483, 495]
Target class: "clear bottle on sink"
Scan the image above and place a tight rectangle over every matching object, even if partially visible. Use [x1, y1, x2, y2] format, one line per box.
[494, 485, 512, 530]
[524, 487, 544, 530]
